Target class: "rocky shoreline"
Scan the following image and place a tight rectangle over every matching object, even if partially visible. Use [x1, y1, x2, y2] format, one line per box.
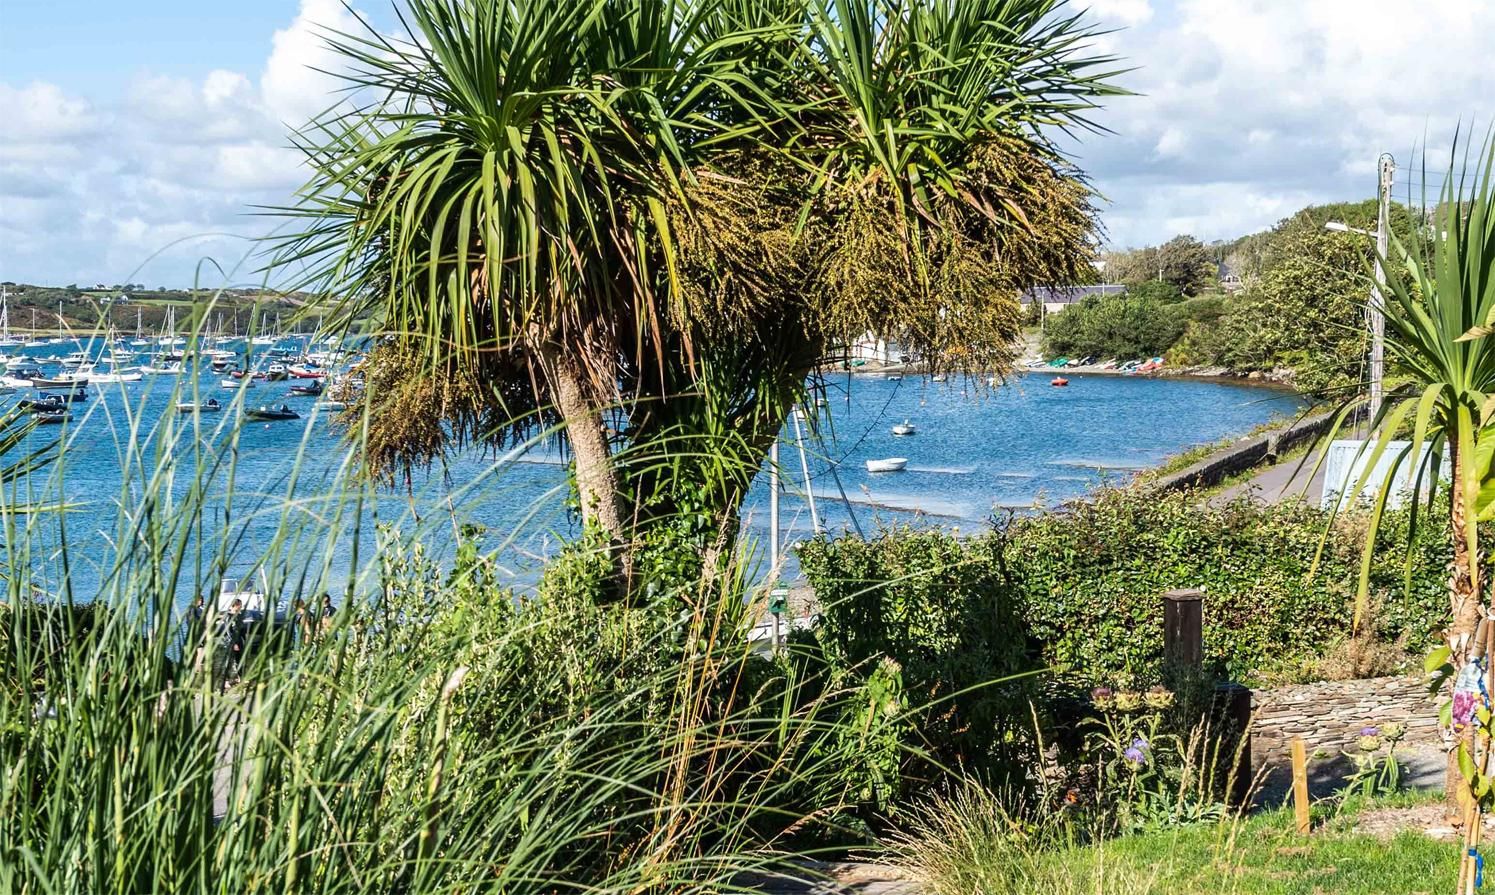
[830, 357, 1298, 389]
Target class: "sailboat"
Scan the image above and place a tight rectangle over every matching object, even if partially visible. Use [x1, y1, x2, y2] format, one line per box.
[0, 287, 22, 348]
[24, 308, 46, 347]
[130, 307, 150, 347]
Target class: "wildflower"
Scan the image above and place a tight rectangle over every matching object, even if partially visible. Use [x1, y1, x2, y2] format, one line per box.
[1360, 725, 1380, 738]
[1091, 686, 1115, 712]
[1115, 690, 1143, 712]
[1356, 734, 1383, 753]
[1131, 736, 1150, 753]
[1123, 746, 1147, 766]
[1144, 685, 1175, 710]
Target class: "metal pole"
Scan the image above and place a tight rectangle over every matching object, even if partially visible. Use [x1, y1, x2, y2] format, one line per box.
[1370, 154, 1394, 424]
[791, 409, 820, 533]
[769, 441, 780, 568]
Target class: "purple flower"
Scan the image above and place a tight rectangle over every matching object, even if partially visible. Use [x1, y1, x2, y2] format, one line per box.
[1131, 736, 1149, 753]
[1360, 726, 1380, 737]
[1124, 746, 1146, 765]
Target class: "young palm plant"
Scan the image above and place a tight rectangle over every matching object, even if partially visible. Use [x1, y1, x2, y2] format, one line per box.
[1312, 136, 1495, 821]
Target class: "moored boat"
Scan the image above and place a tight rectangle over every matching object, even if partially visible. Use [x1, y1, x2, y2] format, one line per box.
[178, 398, 223, 414]
[245, 404, 301, 422]
[1050, 377, 1069, 387]
[865, 457, 908, 473]
[892, 420, 916, 436]
[31, 375, 87, 389]
[288, 379, 324, 397]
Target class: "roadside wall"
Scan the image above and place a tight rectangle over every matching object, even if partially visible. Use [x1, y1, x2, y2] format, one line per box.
[1250, 674, 1440, 765]
[1151, 411, 1345, 494]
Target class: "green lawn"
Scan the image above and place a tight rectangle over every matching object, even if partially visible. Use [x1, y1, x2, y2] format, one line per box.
[1036, 800, 1453, 895]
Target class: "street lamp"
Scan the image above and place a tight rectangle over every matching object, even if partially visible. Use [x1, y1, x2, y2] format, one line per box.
[1324, 153, 1395, 424]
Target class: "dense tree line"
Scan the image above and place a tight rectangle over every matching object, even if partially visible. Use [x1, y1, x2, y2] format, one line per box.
[1044, 200, 1426, 393]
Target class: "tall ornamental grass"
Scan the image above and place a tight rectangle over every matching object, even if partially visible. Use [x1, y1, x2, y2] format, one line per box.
[0, 308, 879, 894]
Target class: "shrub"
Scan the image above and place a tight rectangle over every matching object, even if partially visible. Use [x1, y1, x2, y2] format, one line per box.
[801, 488, 1449, 689]
[797, 529, 1040, 803]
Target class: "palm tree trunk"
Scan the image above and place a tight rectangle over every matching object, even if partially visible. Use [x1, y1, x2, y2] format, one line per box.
[1448, 443, 1484, 807]
[541, 344, 628, 546]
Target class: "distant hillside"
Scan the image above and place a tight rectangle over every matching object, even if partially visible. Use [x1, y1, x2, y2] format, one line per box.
[0, 282, 323, 334]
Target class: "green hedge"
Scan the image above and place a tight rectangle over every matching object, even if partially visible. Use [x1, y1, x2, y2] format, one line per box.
[799, 488, 1449, 688]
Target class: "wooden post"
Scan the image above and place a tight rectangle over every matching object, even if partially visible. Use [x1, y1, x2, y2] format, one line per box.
[1162, 588, 1204, 671]
[1291, 738, 1310, 834]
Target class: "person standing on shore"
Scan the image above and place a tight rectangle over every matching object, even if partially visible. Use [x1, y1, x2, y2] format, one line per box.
[319, 594, 335, 639]
[292, 598, 309, 648]
[219, 598, 245, 690]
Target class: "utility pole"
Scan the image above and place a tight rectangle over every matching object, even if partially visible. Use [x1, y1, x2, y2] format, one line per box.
[1369, 153, 1394, 424]
[769, 441, 780, 569]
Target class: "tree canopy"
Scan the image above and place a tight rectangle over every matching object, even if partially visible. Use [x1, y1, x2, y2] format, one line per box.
[273, 0, 1124, 590]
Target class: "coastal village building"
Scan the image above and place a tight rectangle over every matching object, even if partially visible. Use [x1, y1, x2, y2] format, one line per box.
[1020, 284, 1126, 315]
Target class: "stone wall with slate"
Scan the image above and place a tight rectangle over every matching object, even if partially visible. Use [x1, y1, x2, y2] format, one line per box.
[1250, 674, 1441, 765]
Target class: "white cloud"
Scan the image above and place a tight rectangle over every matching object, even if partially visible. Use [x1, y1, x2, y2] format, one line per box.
[0, 0, 375, 286]
[1078, 0, 1495, 250]
[1086, 0, 1153, 27]
[261, 0, 364, 127]
[0, 82, 97, 142]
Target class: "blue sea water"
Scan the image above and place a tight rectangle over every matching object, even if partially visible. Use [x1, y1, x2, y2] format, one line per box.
[2, 342, 1304, 599]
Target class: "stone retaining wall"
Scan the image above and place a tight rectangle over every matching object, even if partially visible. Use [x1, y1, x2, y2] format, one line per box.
[1151, 410, 1348, 494]
[1251, 674, 1441, 765]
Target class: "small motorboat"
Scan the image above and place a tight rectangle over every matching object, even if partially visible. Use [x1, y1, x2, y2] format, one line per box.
[892, 420, 917, 436]
[178, 398, 223, 414]
[245, 404, 301, 422]
[288, 364, 326, 379]
[222, 377, 254, 389]
[885, 373, 903, 381]
[19, 396, 68, 413]
[314, 400, 349, 412]
[288, 379, 324, 397]
[265, 363, 289, 382]
[1050, 377, 1069, 387]
[865, 457, 908, 473]
[34, 408, 72, 424]
[931, 374, 947, 383]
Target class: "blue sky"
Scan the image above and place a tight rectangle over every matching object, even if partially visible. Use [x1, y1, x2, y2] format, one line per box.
[2, 2, 303, 100]
[2, 0, 1491, 287]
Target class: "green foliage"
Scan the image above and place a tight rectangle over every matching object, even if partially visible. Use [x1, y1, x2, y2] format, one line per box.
[1216, 226, 1372, 393]
[801, 489, 1450, 689]
[1040, 293, 1185, 360]
[797, 529, 1038, 800]
[1105, 235, 1216, 296]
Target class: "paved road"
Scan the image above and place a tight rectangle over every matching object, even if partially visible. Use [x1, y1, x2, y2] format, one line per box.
[1210, 452, 1326, 507]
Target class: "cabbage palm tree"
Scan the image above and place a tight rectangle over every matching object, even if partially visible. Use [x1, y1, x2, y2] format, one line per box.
[1320, 136, 1495, 814]
[272, 0, 1122, 592]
